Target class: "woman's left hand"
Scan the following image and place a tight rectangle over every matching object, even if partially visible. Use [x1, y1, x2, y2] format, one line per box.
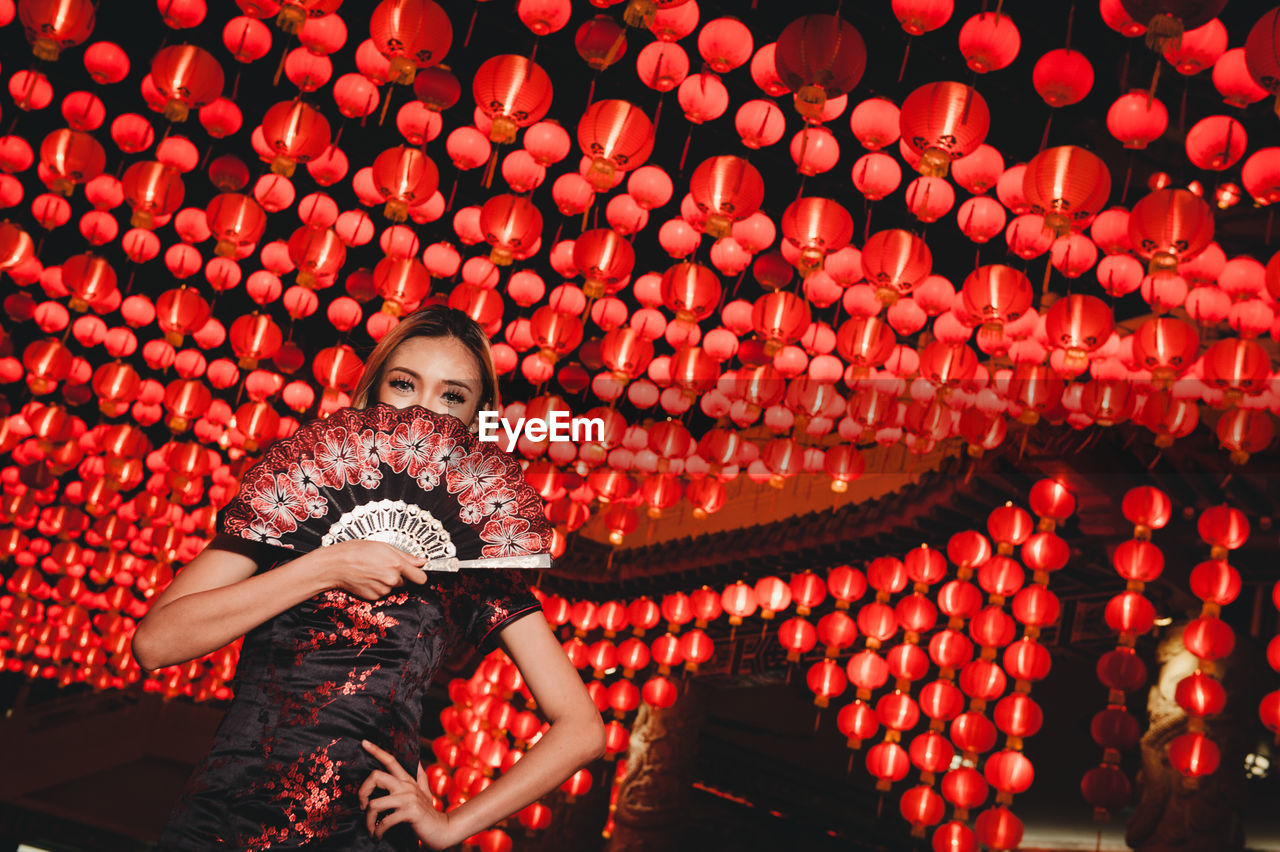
[358, 739, 458, 849]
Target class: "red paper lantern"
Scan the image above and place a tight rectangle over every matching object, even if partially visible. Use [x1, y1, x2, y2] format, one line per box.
[1128, 188, 1214, 275]
[577, 100, 654, 190]
[151, 44, 224, 123]
[900, 81, 990, 178]
[369, 0, 451, 85]
[261, 99, 331, 178]
[473, 54, 553, 144]
[773, 14, 867, 121]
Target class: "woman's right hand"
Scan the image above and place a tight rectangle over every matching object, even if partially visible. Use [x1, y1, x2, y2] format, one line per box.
[320, 540, 430, 600]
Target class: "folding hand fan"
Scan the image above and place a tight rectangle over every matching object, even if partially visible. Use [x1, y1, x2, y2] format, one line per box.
[219, 404, 553, 572]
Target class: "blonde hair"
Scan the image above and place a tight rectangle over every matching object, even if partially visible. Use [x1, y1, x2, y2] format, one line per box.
[350, 306, 501, 414]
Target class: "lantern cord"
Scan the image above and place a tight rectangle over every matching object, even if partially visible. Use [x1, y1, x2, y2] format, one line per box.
[231, 71, 241, 102]
[552, 221, 563, 247]
[530, 37, 539, 65]
[679, 127, 693, 172]
[1064, 3, 1076, 49]
[465, 6, 479, 48]
[652, 94, 664, 137]
[1017, 425, 1030, 465]
[898, 38, 912, 84]
[729, 625, 737, 644]
[199, 142, 214, 173]
[864, 202, 874, 244]
[759, 620, 768, 643]
[1178, 77, 1189, 137]
[1039, 110, 1053, 153]
[1041, 258, 1053, 298]
[379, 85, 397, 126]
[482, 149, 498, 189]
[605, 546, 614, 574]
[581, 199, 591, 232]
[1120, 155, 1133, 205]
[585, 76, 598, 110]
[847, 750, 856, 774]
[273, 33, 293, 88]
[1146, 61, 1161, 105]
[814, 710, 822, 733]
[876, 793, 884, 820]
[1119, 46, 1131, 93]
[445, 177, 458, 214]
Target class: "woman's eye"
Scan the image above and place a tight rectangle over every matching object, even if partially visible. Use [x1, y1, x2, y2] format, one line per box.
[443, 391, 466, 405]
[389, 378, 413, 392]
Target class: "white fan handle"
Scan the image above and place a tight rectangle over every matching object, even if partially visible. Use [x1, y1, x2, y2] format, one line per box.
[422, 553, 552, 573]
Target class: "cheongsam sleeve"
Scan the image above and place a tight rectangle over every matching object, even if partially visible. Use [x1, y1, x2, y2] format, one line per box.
[465, 568, 544, 653]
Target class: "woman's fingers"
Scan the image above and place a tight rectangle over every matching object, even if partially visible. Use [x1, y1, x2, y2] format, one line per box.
[372, 804, 415, 840]
[357, 769, 398, 807]
[365, 791, 413, 834]
[362, 739, 414, 781]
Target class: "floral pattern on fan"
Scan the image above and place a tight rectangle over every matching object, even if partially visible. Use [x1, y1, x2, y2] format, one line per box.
[221, 404, 551, 560]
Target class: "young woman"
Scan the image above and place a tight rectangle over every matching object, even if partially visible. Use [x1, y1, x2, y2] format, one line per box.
[134, 306, 605, 850]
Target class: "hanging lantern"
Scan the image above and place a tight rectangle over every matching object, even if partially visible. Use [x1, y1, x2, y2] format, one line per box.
[369, 0, 452, 85]
[899, 81, 990, 178]
[780, 197, 853, 277]
[688, 155, 765, 239]
[1022, 146, 1111, 238]
[473, 55, 553, 145]
[1128, 188, 1213, 275]
[261, 99, 332, 178]
[1120, 0, 1227, 53]
[151, 44, 225, 123]
[577, 100, 654, 191]
[480, 194, 542, 267]
[20, 0, 96, 61]
[371, 146, 439, 222]
[773, 14, 867, 121]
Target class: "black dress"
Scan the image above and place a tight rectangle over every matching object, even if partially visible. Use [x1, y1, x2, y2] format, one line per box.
[154, 534, 543, 851]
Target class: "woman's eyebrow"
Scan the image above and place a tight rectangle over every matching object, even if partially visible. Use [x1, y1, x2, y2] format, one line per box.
[387, 366, 422, 381]
[444, 379, 478, 391]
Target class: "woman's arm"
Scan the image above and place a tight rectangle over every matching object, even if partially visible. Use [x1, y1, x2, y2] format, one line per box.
[131, 545, 337, 671]
[131, 539, 431, 672]
[452, 613, 609, 842]
[360, 612, 606, 848]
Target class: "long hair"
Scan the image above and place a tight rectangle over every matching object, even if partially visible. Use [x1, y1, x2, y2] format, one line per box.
[349, 306, 501, 414]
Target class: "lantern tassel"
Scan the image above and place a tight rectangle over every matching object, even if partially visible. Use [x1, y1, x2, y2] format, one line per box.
[379, 84, 397, 127]
[679, 127, 693, 172]
[1146, 60, 1161, 105]
[814, 710, 821, 733]
[1041, 259, 1053, 297]
[465, 5, 479, 48]
[446, 177, 458, 213]
[847, 750, 856, 774]
[652, 94, 664, 137]
[898, 37, 912, 83]
[1178, 77, 1189, 136]
[585, 76, 598, 110]
[482, 149, 499, 189]
[759, 620, 768, 643]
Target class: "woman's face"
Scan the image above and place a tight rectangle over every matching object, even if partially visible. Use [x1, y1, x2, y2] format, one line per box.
[376, 335, 486, 430]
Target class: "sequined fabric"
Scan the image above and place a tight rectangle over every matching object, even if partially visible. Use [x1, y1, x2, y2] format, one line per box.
[155, 542, 543, 850]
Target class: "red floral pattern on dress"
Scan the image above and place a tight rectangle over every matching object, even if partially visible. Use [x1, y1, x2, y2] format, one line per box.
[245, 738, 346, 850]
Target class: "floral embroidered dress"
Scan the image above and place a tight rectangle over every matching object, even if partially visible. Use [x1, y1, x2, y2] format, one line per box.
[155, 407, 550, 850]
